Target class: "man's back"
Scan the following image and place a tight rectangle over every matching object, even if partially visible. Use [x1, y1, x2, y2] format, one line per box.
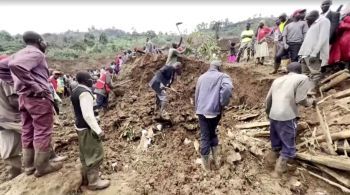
[166, 48, 179, 65]
[241, 29, 254, 43]
[267, 73, 312, 121]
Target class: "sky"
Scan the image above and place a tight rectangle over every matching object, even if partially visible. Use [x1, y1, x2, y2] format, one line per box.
[0, 0, 348, 35]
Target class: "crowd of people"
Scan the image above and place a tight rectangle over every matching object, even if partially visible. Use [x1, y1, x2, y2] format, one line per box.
[0, 0, 350, 191]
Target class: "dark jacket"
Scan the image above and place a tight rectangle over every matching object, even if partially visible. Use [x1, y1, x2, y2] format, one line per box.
[71, 86, 93, 129]
[326, 11, 341, 43]
[149, 65, 176, 94]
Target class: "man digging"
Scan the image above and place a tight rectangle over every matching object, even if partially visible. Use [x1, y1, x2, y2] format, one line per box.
[265, 62, 315, 177]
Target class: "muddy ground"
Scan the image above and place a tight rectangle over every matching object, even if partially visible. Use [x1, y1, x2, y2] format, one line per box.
[0, 54, 345, 195]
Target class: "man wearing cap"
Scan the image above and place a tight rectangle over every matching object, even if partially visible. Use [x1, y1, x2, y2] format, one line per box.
[321, 0, 340, 44]
[71, 71, 110, 190]
[237, 23, 255, 63]
[149, 62, 182, 119]
[299, 10, 330, 92]
[8, 31, 62, 177]
[272, 9, 308, 74]
[195, 60, 233, 171]
[265, 62, 315, 178]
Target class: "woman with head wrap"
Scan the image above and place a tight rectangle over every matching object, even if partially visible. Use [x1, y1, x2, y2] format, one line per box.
[255, 20, 272, 65]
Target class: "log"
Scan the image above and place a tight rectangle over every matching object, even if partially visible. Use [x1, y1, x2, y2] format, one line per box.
[237, 113, 259, 121]
[296, 152, 350, 171]
[235, 121, 269, 129]
[320, 72, 350, 92]
[248, 131, 270, 137]
[297, 131, 350, 149]
[321, 69, 349, 84]
[316, 164, 350, 188]
[334, 88, 350, 99]
[316, 106, 336, 154]
[307, 170, 350, 194]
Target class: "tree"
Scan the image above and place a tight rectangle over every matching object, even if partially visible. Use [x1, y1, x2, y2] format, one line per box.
[84, 33, 95, 47]
[0, 31, 13, 41]
[146, 30, 157, 39]
[99, 32, 108, 44]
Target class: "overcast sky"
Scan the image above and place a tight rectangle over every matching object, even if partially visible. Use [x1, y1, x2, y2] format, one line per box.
[0, 0, 348, 35]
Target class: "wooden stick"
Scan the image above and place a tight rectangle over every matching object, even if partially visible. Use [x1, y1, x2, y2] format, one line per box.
[320, 69, 349, 84]
[297, 130, 350, 149]
[334, 88, 350, 99]
[248, 131, 270, 137]
[296, 152, 350, 171]
[307, 170, 350, 193]
[316, 165, 350, 188]
[316, 106, 336, 155]
[317, 94, 333, 105]
[320, 72, 350, 92]
[235, 121, 270, 129]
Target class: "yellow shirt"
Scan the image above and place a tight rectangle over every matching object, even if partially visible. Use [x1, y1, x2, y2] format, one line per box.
[279, 21, 287, 33]
[240, 30, 254, 43]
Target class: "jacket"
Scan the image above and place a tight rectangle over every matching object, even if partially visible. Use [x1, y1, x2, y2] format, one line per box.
[329, 16, 350, 65]
[95, 71, 112, 96]
[326, 11, 340, 43]
[195, 68, 233, 116]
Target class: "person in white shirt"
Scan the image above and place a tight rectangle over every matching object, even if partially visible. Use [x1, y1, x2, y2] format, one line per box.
[71, 72, 110, 190]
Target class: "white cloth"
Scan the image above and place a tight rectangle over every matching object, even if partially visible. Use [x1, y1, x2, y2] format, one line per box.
[0, 130, 21, 160]
[298, 16, 330, 66]
[255, 42, 269, 58]
[76, 90, 102, 135]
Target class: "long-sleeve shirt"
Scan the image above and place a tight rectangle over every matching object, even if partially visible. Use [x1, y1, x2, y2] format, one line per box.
[77, 86, 102, 135]
[282, 20, 308, 43]
[8, 45, 51, 99]
[266, 73, 314, 121]
[298, 16, 331, 66]
[195, 68, 233, 116]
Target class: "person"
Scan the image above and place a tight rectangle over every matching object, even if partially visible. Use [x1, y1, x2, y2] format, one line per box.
[145, 37, 154, 53]
[71, 72, 110, 190]
[255, 21, 272, 65]
[165, 42, 186, 66]
[278, 13, 291, 33]
[272, 19, 282, 59]
[228, 42, 237, 63]
[0, 56, 22, 180]
[8, 31, 63, 177]
[94, 67, 113, 112]
[236, 23, 255, 63]
[298, 10, 330, 92]
[195, 60, 233, 171]
[272, 9, 308, 74]
[149, 62, 182, 118]
[265, 62, 315, 177]
[329, 6, 350, 65]
[321, 0, 340, 44]
[49, 71, 61, 92]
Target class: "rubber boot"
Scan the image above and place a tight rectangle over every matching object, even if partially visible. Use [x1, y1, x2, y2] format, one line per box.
[81, 166, 89, 186]
[5, 156, 22, 180]
[264, 150, 279, 168]
[34, 151, 63, 177]
[87, 166, 110, 190]
[22, 148, 35, 175]
[271, 156, 288, 178]
[211, 146, 220, 169]
[201, 155, 210, 171]
[270, 63, 279, 74]
[49, 150, 68, 162]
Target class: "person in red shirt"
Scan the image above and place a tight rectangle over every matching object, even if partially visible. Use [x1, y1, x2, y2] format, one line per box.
[255, 21, 272, 65]
[49, 71, 61, 92]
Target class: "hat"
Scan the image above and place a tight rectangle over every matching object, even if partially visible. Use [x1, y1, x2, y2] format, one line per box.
[293, 9, 306, 17]
[210, 60, 222, 68]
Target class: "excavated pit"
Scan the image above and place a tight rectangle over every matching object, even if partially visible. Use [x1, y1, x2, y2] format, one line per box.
[0, 54, 343, 195]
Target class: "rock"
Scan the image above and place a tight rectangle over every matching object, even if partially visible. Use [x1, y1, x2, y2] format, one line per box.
[184, 138, 192, 145]
[156, 124, 163, 131]
[193, 140, 200, 153]
[226, 152, 242, 165]
[0, 164, 81, 195]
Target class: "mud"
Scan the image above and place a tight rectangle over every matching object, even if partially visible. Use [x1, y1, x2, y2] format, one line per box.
[0, 55, 345, 195]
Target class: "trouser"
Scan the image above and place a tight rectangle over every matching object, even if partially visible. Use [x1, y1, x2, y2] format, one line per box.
[287, 42, 302, 62]
[301, 57, 322, 88]
[77, 129, 104, 170]
[19, 95, 54, 151]
[94, 94, 109, 110]
[269, 119, 297, 159]
[155, 89, 167, 110]
[236, 41, 252, 63]
[198, 114, 221, 156]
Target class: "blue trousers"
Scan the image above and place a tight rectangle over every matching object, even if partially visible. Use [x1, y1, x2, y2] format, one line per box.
[94, 94, 109, 110]
[198, 114, 221, 156]
[269, 119, 297, 159]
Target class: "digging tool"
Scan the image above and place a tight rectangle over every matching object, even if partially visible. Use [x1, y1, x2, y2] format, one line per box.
[176, 22, 183, 35]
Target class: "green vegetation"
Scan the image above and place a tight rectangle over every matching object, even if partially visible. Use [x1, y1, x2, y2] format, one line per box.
[0, 16, 275, 60]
